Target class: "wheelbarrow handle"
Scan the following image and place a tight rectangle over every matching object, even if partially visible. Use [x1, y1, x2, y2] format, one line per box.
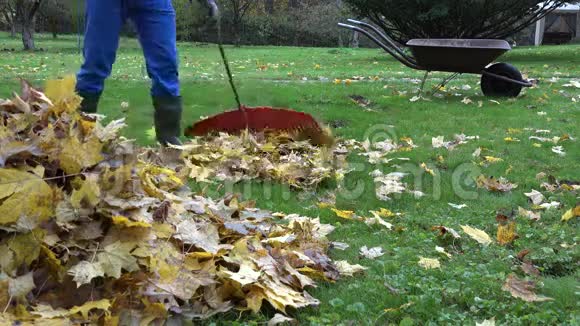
[338, 23, 422, 70]
[346, 19, 417, 65]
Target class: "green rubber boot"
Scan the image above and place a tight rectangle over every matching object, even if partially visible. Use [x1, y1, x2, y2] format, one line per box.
[153, 96, 183, 146]
[77, 92, 101, 114]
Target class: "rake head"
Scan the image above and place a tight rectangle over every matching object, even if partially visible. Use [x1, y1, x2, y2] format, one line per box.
[184, 106, 335, 147]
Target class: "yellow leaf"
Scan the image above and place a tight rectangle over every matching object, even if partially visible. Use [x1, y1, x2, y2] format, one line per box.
[221, 262, 261, 286]
[418, 257, 441, 269]
[79, 119, 96, 136]
[370, 208, 396, 218]
[435, 246, 452, 258]
[41, 245, 65, 281]
[5, 229, 45, 273]
[384, 301, 414, 313]
[31, 304, 69, 319]
[317, 202, 331, 209]
[138, 164, 183, 199]
[461, 225, 492, 246]
[111, 215, 152, 228]
[420, 162, 435, 176]
[334, 260, 367, 276]
[480, 156, 503, 166]
[68, 299, 111, 320]
[44, 75, 82, 114]
[152, 223, 174, 238]
[0, 169, 54, 225]
[97, 241, 140, 279]
[186, 251, 214, 260]
[139, 298, 167, 326]
[70, 174, 101, 209]
[561, 206, 580, 222]
[331, 208, 356, 220]
[174, 220, 220, 254]
[58, 136, 103, 174]
[497, 221, 517, 245]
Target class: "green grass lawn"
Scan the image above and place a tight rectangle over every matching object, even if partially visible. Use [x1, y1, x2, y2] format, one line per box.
[1, 33, 579, 325]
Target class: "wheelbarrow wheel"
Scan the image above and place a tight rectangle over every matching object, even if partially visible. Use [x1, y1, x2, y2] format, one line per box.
[481, 63, 523, 97]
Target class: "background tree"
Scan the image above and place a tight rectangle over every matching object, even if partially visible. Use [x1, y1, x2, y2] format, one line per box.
[226, 0, 258, 45]
[39, 0, 68, 39]
[343, 0, 570, 44]
[0, 0, 17, 37]
[15, 0, 43, 50]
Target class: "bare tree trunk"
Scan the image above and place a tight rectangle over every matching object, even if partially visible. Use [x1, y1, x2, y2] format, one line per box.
[2, 11, 16, 37]
[264, 0, 273, 14]
[288, 0, 299, 9]
[51, 20, 57, 39]
[349, 31, 359, 48]
[22, 23, 35, 50]
[16, 0, 42, 51]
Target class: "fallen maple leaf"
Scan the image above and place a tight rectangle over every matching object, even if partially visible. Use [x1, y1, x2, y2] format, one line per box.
[476, 175, 517, 192]
[521, 261, 540, 277]
[384, 301, 414, 313]
[502, 274, 553, 302]
[496, 219, 517, 246]
[334, 261, 367, 276]
[517, 207, 541, 221]
[448, 203, 467, 209]
[524, 190, 545, 205]
[68, 299, 111, 320]
[476, 318, 496, 326]
[68, 261, 105, 287]
[8, 272, 35, 299]
[359, 246, 384, 259]
[268, 313, 297, 326]
[435, 246, 452, 258]
[432, 226, 461, 239]
[331, 208, 357, 220]
[418, 257, 441, 269]
[561, 206, 580, 222]
[0, 169, 54, 225]
[461, 225, 492, 246]
[551, 146, 566, 156]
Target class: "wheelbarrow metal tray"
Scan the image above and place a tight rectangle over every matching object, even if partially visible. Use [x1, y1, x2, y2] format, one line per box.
[406, 39, 511, 74]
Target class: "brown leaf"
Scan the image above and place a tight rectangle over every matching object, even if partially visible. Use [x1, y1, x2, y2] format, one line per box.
[521, 262, 540, 277]
[476, 175, 517, 192]
[516, 249, 531, 261]
[432, 225, 461, 239]
[502, 274, 553, 302]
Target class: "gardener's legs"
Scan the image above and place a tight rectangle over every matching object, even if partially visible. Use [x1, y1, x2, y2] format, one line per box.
[130, 0, 181, 146]
[76, 0, 125, 113]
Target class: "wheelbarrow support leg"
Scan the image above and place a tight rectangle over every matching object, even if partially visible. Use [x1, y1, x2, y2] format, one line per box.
[431, 72, 461, 95]
[418, 71, 430, 96]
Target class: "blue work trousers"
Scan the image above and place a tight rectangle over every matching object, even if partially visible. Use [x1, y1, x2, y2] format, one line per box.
[76, 0, 180, 98]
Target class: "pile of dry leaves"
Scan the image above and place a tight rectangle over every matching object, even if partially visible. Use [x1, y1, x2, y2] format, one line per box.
[0, 77, 361, 325]
[177, 130, 349, 189]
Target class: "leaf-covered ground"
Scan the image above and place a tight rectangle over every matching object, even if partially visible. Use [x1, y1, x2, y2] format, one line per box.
[0, 33, 578, 325]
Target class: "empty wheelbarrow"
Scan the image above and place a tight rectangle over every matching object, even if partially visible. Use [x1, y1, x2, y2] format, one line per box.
[338, 19, 533, 97]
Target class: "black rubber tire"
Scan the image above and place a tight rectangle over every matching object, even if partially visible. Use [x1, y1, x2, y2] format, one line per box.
[481, 63, 523, 98]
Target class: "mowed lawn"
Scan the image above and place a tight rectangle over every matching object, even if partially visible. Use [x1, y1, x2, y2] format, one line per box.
[1, 33, 579, 325]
